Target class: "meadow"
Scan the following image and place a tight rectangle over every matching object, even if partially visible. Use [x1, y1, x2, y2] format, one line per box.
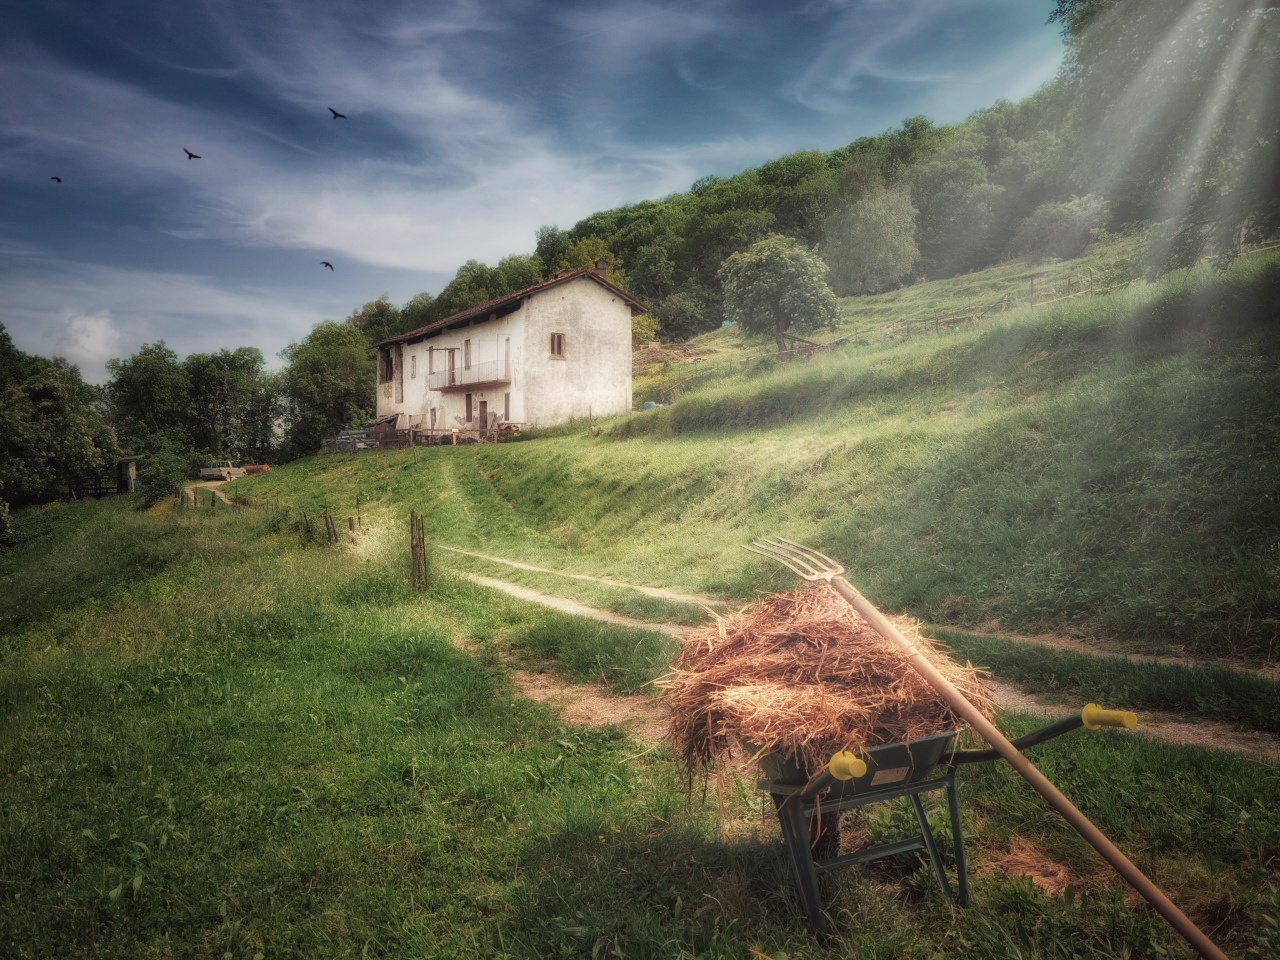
[3, 248, 1279, 958]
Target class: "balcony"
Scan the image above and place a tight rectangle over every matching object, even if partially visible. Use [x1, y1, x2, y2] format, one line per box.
[429, 359, 511, 391]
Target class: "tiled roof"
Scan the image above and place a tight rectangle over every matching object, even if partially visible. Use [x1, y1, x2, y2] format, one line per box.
[375, 268, 647, 347]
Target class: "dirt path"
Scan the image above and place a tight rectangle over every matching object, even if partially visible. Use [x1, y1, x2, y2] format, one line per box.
[459, 572, 687, 636]
[958, 627, 1280, 683]
[183, 481, 233, 505]
[442, 545, 725, 607]
[464, 565, 1280, 761]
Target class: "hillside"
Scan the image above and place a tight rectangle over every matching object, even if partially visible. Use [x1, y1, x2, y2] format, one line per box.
[235, 246, 1280, 662]
[5, 247, 1280, 960]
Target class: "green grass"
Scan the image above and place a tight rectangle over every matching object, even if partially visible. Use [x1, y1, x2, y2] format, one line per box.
[2, 500, 1278, 958]
[932, 628, 1280, 733]
[9, 242, 1277, 955]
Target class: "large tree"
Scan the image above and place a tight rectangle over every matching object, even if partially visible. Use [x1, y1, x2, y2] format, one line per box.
[718, 234, 838, 353]
[184, 347, 273, 460]
[1, 325, 118, 520]
[821, 179, 919, 296]
[105, 340, 190, 447]
[279, 321, 375, 457]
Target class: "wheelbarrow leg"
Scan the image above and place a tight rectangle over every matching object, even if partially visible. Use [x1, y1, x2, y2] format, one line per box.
[909, 793, 952, 899]
[946, 774, 970, 907]
[773, 795, 829, 940]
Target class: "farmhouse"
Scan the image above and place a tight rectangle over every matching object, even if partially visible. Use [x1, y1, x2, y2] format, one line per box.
[373, 261, 646, 436]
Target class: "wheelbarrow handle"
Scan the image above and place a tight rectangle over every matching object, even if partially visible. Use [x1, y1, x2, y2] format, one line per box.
[1082, 703, 1138, 730]
[949, 705, 1140, 765]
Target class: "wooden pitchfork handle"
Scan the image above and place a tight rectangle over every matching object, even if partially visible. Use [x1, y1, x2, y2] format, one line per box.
[744, 538, 1227, 960]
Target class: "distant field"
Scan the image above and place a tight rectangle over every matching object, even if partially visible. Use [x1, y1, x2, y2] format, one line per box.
[243, 248, 1280, 660]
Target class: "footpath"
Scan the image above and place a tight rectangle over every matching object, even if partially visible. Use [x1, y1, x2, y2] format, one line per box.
[448, 550, 1279, 761]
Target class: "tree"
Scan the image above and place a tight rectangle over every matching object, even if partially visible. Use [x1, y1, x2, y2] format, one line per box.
[1, 325, 119, 512]
[909, 135, 1005, 278]
[400, 291, 435, 331]
[1051, 0, 1280, 272]
[534, 225, 570, 279]
[184, 347, 272, 459]
[429, 260, 504, 320]
[718, 234, 838, 353]
[821, 180, 919, 296]
[495, 253, 544, 292]
[279, 321, 375, 458]
[650, 292, 707, 342]
[557, 236, 627, 287]
[346, 295, 402, 345]
[1014, 195, 1109, 261]
[105, 341, 190, 448]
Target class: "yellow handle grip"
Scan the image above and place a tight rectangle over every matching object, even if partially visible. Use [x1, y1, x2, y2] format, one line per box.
[828, 751, 868, 781]
[1082, 703, 1138, 730]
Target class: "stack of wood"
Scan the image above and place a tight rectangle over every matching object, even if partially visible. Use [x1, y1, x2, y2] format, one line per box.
[660, 586, 994, 776]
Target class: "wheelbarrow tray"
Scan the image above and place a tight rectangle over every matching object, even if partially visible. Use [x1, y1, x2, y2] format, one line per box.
[751, 731, 961, 799]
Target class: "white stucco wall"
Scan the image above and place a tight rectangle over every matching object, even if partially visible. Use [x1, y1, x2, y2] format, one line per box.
[375, 275, 633, 430]
[519, 277, 632, 428]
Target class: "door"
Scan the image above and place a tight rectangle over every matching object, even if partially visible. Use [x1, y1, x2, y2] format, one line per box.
[478, 400, 488, 431]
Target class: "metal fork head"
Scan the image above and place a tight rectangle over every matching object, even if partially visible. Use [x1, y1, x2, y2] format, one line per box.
[743, 537, 845, 582]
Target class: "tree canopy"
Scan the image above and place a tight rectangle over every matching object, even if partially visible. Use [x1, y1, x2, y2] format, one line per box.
[1, 324, 118, 530]
[719, 234, 838, 353]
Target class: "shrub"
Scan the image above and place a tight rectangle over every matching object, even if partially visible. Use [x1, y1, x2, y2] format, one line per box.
[1015, 195, 1110, 261]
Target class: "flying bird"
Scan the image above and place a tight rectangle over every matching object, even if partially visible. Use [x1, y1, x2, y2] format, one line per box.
[321, 261, 334, 270]
[328, 108, 346, 119]
[184, 148, 200, 159]
[51, 176, 61, 182]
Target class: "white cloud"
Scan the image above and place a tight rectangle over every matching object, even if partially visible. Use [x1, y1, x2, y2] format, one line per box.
[54, 309, 123, 376]
[5, 256, 330, 383]
[786, 0, 1061, 115]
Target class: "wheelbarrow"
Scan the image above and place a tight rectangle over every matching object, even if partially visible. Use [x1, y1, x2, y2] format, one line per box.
[744, 537, 1227, 960]
[754, 704, 1137, 941]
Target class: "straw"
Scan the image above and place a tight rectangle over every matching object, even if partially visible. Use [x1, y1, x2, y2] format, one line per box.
[659, 586, 994, 777]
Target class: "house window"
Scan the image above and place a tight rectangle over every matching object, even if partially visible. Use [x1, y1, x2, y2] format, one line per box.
[550, 332, 565, 357]
[379, 348, 393, 383]
[430, 407, 437, 429]
[428, 347, 434, 375]
[410, 355, 416, 378]
[465, 393, 473, 422]
[464, 339, 471, 370]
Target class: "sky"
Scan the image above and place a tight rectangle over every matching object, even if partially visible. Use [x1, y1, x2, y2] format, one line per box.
[1, 0, 1065, 384]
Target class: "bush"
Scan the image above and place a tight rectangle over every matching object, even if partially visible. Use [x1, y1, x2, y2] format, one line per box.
[1014, 195, 1110, 261]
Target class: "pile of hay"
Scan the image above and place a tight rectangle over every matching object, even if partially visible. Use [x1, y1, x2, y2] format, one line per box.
[660, 586, 994, 777]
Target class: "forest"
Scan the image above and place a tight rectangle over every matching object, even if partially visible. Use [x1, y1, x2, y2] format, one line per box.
[2, 0, 1276, 532]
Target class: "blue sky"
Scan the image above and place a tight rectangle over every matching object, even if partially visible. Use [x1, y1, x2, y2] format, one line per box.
[1, 0, 1064, 383]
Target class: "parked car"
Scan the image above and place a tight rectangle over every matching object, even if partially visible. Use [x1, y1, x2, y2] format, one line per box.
[199, 460, 245, 481]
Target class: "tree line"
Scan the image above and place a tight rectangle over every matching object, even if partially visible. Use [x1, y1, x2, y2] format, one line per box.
[351, 0, 1278, 345]
[3, 0, 1274, 535]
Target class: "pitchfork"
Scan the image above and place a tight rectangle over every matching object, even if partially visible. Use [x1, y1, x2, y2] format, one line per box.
[744, 537, 1226, 960]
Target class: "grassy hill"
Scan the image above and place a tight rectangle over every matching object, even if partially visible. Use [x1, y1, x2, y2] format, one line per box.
[237, 244, 1280, 661]
[4, 242, 1279, 959]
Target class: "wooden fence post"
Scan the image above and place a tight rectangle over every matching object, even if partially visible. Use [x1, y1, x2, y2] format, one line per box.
[323, 509, 337, 544]
[409, 510, 429, 590]
[410, 510, 420, 586]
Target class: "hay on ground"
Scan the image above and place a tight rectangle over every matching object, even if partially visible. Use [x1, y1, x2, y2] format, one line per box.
[659, 586, 993, 777]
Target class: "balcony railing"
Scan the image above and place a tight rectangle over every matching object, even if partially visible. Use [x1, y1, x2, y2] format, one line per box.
[429, 359, 511, 391]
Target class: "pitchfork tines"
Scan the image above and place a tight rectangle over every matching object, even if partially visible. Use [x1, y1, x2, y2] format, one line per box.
[744, 537, 845, 582]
